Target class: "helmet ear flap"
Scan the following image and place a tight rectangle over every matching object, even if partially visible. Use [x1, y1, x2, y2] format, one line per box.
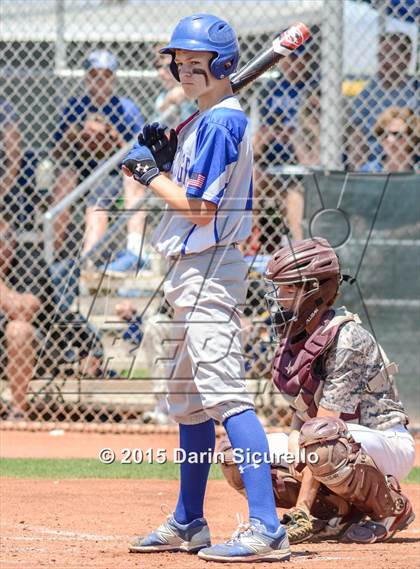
[208, 53, 218, 78]
[169, 55, 180, 81]
[210, 53, 239, 79]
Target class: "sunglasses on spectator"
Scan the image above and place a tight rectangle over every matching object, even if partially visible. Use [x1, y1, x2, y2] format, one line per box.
[384, 130, 405, 139]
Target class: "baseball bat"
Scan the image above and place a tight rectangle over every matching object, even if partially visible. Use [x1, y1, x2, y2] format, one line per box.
[230, 22, 311, 93]
[176, 23, 310, 133]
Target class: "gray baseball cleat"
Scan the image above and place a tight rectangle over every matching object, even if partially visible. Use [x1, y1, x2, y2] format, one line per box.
[129, 513, 211, 553]
[198, 517, 291, 562]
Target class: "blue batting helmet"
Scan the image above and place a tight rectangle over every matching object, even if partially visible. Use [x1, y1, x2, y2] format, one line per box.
[160, 13, 239, 81]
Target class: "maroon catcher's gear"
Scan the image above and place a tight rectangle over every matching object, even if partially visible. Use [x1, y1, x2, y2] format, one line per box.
[299, 416, 414, 541]
[271, 304, 399, 422]
[265, 237, 341, 340]
[217, 436, 348, 521]
[272, 308, 358, 421]
[218, 435, 372, 544]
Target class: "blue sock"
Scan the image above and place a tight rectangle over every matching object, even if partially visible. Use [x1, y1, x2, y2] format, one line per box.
[174, 419, 216, 524]
[224, 410, 279, 533]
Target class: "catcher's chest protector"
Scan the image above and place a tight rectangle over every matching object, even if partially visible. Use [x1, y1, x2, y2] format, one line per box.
[272, 308, 357, 421]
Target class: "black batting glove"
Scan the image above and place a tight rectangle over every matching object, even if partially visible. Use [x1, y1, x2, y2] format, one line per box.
[121, 143, 160, 186]
[138, 122, 178, 172]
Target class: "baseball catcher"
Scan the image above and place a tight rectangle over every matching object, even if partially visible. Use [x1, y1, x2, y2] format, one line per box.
[219, 237, 415, 544]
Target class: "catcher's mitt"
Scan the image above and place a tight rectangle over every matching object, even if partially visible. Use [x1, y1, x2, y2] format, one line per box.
[281, 507, 314, 544]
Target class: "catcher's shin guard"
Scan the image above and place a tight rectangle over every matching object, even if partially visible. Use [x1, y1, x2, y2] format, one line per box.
[218, 436, 348, 521]
[218, 436, 302, 506]
[217, 436, 247, 498]
[299, 417, 411, 522]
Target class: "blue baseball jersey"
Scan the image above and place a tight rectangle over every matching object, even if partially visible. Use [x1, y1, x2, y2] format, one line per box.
[151, 97, 253, 257]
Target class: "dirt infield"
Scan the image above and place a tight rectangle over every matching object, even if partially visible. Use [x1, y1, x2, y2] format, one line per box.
[1, 480, 419, 569]
[1, 430, 419, 569]
[0, 429, 181, 460]
[1, 429, 420, 465]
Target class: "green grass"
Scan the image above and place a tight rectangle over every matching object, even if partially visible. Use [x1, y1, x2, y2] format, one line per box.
[0, 458, 224, 480]
[404, 466, 420, 484]
[119, 368, 150, 379]
[0, 459, 418, 483]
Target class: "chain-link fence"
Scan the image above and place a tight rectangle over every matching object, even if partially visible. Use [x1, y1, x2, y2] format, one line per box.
[1, 0, 419, 427]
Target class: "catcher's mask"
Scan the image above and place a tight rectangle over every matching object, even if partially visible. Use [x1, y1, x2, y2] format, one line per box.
[264, 237, 341, 341]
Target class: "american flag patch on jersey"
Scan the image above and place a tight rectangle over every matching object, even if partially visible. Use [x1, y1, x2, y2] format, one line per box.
[188, 173, 206, 189]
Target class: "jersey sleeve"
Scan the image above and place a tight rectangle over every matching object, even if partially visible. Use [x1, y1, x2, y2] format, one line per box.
[186, 120, 239, 205]
[319, 347, 364, 414]
[318, 322, 379, 414]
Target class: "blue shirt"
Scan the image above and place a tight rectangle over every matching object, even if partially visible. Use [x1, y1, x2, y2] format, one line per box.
[350, 75, 418, 162]
[54, 94, 144, 176]
[151, 97, 253, 257]
[258, 79, 317, 165]
[360, 159, 383, 173]
[351, 75, 418, 134]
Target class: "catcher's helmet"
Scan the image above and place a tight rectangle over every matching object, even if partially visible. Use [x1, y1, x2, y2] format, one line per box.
[160, 13, 239, 81]
[264, 237, 341, 340]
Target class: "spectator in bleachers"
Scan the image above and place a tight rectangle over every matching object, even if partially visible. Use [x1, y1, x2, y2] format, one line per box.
[347, 33, 417, 170]
[115, 299, 144, 347]
[0, 98, 22, 207]
[153, 51, 196, 126]
[114, 296, 175, 425]
[253, 52, 316, 179]
[293, 88, 321, 168]
[0, 217, 41, 418]
[361, 107, 419, 173]
[286, 87, 322, 240]
[52, 50, 146, 274]
[0, 214, 106, 420]
[252, 31, 320, 247]
[0, 222, 41, 418]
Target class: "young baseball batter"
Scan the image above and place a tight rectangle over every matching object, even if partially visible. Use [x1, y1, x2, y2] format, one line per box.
[121, 13, 290, 563]
[219, 237, 415, 544]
